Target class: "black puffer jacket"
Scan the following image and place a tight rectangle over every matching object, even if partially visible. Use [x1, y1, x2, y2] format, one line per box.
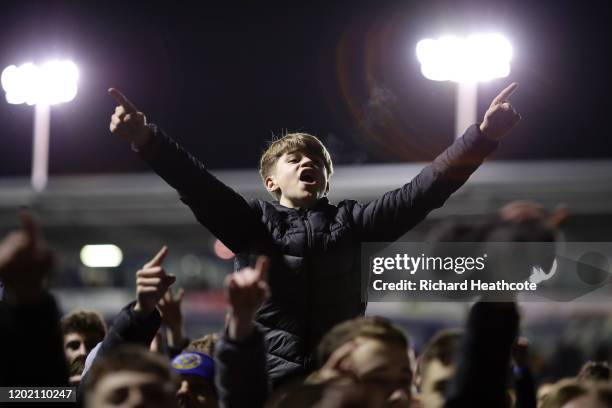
[139, 124, 497, 387]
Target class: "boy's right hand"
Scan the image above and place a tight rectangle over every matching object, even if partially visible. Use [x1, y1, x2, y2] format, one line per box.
[108, 88, 152, 148]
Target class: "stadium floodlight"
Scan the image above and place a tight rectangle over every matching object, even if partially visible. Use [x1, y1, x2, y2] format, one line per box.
[1, 60, 79, 192]
[416, 34, 512, 137]
[80, 244, 123, 268]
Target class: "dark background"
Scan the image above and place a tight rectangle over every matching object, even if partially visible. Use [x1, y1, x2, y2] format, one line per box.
[0, 0, 610, 176]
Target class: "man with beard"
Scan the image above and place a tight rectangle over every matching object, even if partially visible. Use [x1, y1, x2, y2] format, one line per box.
[61, 309, 107, 385]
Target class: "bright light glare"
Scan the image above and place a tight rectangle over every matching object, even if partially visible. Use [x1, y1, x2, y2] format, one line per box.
[80, 244, 123, 268]
[1, 60, 79, 105]
[416, 34, 512, 82]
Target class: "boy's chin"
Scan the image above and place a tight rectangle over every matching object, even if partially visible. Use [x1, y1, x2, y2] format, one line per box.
[284, 192, 321, 208]
[297, 193, 319, 204]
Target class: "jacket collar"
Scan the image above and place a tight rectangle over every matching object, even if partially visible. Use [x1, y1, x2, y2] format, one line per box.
[271, 197, 330, 213]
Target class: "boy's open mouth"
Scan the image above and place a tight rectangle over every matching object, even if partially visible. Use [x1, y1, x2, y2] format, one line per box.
[299, 170, 317, 185]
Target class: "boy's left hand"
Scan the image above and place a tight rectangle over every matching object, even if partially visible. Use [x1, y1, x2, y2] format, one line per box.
[480, 82, 521, 140]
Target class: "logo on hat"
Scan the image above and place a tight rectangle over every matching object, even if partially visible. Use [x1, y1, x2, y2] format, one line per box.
[172, 353, 202, 370]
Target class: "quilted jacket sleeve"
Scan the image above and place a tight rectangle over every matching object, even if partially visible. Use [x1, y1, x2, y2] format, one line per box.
[137, 124, 267, 254]
[351, 124, 498, 242]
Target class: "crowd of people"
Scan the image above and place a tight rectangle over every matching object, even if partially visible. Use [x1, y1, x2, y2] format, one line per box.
[0, 82, 610, 407]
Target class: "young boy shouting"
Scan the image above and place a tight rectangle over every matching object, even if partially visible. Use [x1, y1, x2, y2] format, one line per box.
[108, 83, 520, 387]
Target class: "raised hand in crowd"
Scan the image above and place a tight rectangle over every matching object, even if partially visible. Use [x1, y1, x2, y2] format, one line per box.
[158, 287, 187, 350]
[225, 256, 270, 341]
[214, 257, 271, 408]
[108, 87, 153, 148]
[479, 82, 521, 140]
[0, 211, 68, 386]
[309, 341, 359, 385]
[499, 201, 569, 230]
[77, 246, 177, 398]
[133, 245, 176, 318]
[0, 211, 54, 304]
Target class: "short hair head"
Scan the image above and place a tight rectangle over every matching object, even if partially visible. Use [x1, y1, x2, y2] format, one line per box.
[260, 132, 333, 200]
[540, 379, 612, 408]
[578, 361, 612, 382]
[84, 344, 178, 395]
[316, 316, 409, 368]
[418, 328, 464, 376]
[61, 309, 107, 343]
[184, 333, 219, 357]
[417, 329, 464, 408]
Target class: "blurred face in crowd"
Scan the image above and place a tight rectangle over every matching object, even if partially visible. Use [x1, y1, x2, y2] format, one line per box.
[87, 370, 177, 408]
[266, 150, 329, 209]
[176, 374, 218, 408]
[64, 331, 99, 370]
[418, 359, 455, 408]
[562, 395, 609, 408]
[538, 383, 555, 406]
[347, 337, 414, 407]
[317, 383, 390, 407]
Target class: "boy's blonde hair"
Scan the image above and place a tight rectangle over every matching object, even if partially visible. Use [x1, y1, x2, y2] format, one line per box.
[259, 132, 334, 199]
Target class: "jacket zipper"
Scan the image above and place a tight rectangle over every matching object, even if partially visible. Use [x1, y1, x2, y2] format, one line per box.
[303, 213, 313, 252]
[302, 210, 313, 371]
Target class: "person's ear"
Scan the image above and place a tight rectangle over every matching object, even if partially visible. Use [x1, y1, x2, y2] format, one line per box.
[265, 175, 280, 195]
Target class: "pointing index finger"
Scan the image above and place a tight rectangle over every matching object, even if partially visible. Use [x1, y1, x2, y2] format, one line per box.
[492, 82, 518, 105]
[144, 246, 168, 268]
[108, 88, 138, 113]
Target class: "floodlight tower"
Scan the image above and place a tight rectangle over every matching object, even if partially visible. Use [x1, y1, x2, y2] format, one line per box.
[416, 34, 512, 137]
[1, 60, 79, 192]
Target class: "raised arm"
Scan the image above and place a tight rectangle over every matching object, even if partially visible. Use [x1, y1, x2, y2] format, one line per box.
[444, 302, 519, 407]
[513, 337, 537, 408]
[108, 88, 267, 253]
[215, 256, 271, 408]
[352, 83, 521, 241]
[79, 246, 176, 400]
[158, 287, 189, 357]
[81, 247, 170, 369]
[0, 212, 68, 386]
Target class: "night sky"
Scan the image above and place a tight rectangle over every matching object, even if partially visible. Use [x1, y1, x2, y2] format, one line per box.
[0, 0, 610, 177]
